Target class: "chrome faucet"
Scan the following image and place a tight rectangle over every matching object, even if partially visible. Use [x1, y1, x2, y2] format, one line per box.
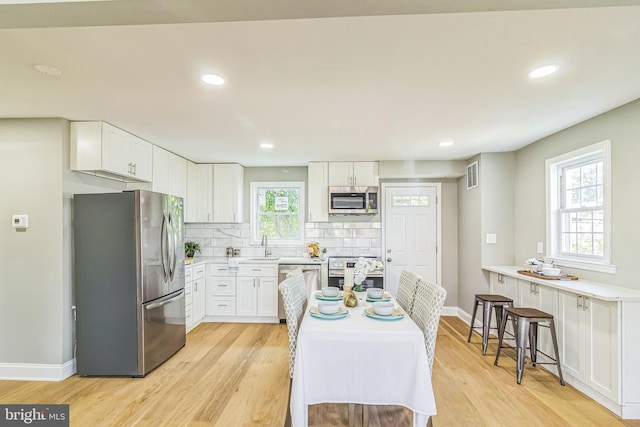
[261, 234, 271, 258]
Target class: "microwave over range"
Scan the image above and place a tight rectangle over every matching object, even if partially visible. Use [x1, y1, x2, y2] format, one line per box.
[329, 186, 378, 215]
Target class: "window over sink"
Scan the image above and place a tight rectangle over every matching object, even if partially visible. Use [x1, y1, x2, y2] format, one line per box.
[250, 182, 305, 246]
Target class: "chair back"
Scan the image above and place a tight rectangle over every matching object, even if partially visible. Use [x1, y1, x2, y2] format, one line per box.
[278, 271, 308, 378]
[411, 278, 447, 374]
[395, 270, 421, 316]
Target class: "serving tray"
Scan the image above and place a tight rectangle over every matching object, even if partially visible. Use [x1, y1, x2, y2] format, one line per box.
[517, 270, 579, 280]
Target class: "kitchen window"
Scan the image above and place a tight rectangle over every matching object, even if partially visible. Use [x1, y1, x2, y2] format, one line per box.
[546, 140, 615, 273]
[250, 182, 305, 246]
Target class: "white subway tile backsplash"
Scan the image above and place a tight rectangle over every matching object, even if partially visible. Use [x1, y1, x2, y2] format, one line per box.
[305, 229, 324, 238]
[316, 223, 344, 229]
[353, 228, 381, 238]
[343, 222, 375, 229]
[325, 229, 351, 238]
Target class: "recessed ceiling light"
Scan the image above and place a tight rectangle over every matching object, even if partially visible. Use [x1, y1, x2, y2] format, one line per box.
[201, 74, 224, 85]
[260, 142, 273, 149]
[528, 65, 559, 79]
[34, 64, 62, 76]
[438, 141, 453, 147]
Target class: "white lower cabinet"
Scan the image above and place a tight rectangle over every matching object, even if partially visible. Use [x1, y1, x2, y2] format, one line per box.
[236, 265, 278, 318]
[185, 263, 206, 332]
[206, 264, 237, 317]
[558, 290, 619, 402]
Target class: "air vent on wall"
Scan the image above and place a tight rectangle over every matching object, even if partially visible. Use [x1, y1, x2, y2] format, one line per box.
[467, 161, 478, 190]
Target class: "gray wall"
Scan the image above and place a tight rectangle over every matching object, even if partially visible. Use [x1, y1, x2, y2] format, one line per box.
[0, 118, 124, 368]
[514, 98, 640, 288]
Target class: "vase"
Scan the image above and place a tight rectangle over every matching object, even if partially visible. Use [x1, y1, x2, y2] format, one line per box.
[354, 291, 367, 306]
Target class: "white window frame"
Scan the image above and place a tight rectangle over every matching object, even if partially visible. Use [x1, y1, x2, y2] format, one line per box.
[249, 181, 305, 247]
[545, 140, 615, 274]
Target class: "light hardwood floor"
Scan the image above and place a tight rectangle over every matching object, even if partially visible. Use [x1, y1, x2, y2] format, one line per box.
[1, 317, 639, 426]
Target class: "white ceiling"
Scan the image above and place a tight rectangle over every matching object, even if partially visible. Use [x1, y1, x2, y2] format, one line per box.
[1, 2, 640, 166]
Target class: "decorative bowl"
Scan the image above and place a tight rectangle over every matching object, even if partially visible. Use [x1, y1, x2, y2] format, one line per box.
[367, 288, 384, 299]
[372, 301, 394, 316]
[322, 287, 339, 297]
[542, 267, 562, 276]
[318, 301, 340, 315]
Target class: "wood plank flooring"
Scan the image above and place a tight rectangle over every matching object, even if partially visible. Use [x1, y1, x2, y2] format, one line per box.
[1, 317, 639, 426]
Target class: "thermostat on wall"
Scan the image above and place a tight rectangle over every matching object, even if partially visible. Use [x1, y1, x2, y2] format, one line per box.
[12, 214, 28, 229]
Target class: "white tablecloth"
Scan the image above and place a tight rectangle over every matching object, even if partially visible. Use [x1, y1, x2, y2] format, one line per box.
[290, 297, 436, 427]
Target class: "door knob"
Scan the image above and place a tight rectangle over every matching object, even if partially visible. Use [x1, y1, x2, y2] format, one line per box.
[386, 258, 392, 262]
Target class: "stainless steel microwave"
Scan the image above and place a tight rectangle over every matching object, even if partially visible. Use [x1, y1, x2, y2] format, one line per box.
[329, 186, 378, 215]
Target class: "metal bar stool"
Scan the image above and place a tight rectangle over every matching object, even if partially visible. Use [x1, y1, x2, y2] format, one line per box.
[494, 307, 565, 385]
[467, 294, 514, 355]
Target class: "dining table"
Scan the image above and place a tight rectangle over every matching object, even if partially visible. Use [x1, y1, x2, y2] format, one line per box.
[290, 292, 437, 427]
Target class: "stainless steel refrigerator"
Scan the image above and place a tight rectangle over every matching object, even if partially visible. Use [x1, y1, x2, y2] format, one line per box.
[74, 190, 185, 376]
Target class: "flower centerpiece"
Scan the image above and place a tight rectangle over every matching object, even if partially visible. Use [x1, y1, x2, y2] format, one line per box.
[352, 257, 384, 292]
[526, 257, 541, 273]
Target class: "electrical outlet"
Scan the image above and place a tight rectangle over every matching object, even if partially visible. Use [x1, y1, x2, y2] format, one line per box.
[537, 242, 544, 254]
[486, 233, 497, 244]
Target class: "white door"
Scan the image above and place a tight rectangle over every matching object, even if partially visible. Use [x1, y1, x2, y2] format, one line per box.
[383, 184, 438, 297]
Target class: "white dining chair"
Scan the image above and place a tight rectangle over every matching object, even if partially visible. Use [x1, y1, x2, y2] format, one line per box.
[395, 270, 422, 316]
[411, 278, 447, 374]
[279, 270, 308, 427]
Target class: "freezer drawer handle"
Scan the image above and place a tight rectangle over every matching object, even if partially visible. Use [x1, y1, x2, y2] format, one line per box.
[146, 291, 184, 310]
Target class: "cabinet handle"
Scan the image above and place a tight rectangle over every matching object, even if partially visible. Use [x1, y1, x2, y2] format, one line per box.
[583, 297, 589, 310]
[252, 268, 261, 272]
[207, 213, 211, 221]
[217, 284, 227, 287]
[577, 295, 583, 309]
[132, 163, 137, 175]
[257, 278, 260, 288]
[127, 162, 132, 174]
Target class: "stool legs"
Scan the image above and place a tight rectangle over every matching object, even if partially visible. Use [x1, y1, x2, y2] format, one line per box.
[515, 316, 529, 385]
[467, 297, 480, 343]
[549, 319, 565, 386]
[482, 300, 494, 355]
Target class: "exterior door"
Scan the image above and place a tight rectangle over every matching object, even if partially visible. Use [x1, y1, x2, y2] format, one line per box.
[383, 184, 438, 297]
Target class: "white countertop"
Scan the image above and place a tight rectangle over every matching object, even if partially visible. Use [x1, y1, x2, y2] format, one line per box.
[483, 265, 640, 302]
[185, 256, 326, 266]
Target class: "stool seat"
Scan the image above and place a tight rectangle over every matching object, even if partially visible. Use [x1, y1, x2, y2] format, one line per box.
[475, 294, 513, 303]
[505, 307, 553, 319]
[495, 307, 565, 386]
[467, 294, 514, 355]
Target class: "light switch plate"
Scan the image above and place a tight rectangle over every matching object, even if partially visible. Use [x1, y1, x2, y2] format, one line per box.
[537, 242, 544, 254]
[12, 214, 28, 229]
[486, 233, 497, 244]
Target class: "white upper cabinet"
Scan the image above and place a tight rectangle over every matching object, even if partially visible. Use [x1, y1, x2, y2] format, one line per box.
[328, 161, 378, 187]
[186, 162, 213, 223]
[71, 121, 152, 182]
[213, 163, 244, 223]
[307, 162, 329, 222]
[152, 145, 187, 199]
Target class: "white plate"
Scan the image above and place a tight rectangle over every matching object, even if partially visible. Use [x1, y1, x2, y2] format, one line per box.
[309, 306, 349, 320]
[314, 291, 343, 301]
[364, 307, 405, 321]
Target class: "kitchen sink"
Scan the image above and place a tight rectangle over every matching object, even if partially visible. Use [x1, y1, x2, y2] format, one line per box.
[247, 257, 281, 262]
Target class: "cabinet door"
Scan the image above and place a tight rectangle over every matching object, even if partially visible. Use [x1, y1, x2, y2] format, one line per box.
[152, 146, 171, 194]
[353, 161, 378, 186]
[308, 162, 329, 222]
[236, 276, 257, 316]
[192, 277, 206, 323]
[129, 134, 152, 182]
[101, 123, 131, 176]
[213, 164, 243, 223]
[170, 155, 187, 199]
[196, 164, 213, 222]
[584, 297, 619, 401]
[558, 290, 584, 380]
[257, 276, 278, 317]
[186, 161, 198, 222]
[489, 272, 505, 295]
[328, 162, 354, 186]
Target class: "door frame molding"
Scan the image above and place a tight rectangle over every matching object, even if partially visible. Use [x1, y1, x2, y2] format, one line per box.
[381, 182, 442, 288]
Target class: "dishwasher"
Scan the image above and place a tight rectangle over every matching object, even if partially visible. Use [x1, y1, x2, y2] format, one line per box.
[278, 263, 322, 322]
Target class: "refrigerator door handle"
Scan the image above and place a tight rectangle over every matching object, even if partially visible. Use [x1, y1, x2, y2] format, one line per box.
[168, 212, 177, 281]
[145, 290, 185, 310]
[160, 212, 169, 283]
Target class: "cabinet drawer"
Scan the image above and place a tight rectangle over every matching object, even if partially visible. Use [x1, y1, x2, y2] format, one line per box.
[238, 264, 278, 277]
[185, 266, 193, 283]
[207, 264, 235, 277]
[210, 277, 236, 296]
[185, 284, 193, 305]
[207, 296, 236, 316]
[193, 264, 206, 280]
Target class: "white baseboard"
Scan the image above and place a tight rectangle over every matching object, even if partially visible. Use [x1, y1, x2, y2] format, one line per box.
[0, 359, 76, 381]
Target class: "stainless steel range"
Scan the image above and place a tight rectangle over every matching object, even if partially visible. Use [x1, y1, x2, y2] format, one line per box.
[327, 256, 384, 290]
